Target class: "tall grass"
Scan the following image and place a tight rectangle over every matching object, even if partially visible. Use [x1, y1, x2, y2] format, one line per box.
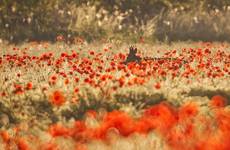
[155, 8, 230, 42]
[1, 0, 230, 43]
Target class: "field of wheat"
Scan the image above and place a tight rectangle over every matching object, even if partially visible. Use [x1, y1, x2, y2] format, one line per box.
[0, 41, 230, 150]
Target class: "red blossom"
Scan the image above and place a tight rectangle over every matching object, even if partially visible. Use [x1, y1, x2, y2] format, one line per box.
[49, 124, 70, 137]
[49, 90, 66, 106]
[210, 95, 227, 108]
[154, 82, 161, 89]
[25, 82, 33, 90]
[17, 138, 30, 150]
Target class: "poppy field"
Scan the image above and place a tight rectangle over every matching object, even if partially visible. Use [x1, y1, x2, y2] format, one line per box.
[0, 41, 230, 150]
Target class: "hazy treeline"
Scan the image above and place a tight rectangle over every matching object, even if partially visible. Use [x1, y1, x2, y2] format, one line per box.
[1, 0, 230, 43]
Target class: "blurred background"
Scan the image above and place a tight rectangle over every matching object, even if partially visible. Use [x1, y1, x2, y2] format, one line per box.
[1, 0, 230, 44]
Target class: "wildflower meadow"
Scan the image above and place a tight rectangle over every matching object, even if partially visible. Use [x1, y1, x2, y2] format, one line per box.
[1, 0, 230, 150]
[0, 41, 230, 150]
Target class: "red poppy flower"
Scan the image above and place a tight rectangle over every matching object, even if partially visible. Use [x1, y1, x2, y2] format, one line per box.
[64, 79, 69, 85]
[26, 82, 33, 90]
[49, 90, 65, 106]
[210, 95, 227, 108]
[74, 87, 79, 93]
[14, 84, 24, 94]
[50, 75, 57, 81]
[154, 82, 161, 89]
[41, 142, 58, 150]
[178, 102, 198, 120]
[49, 124, 70, 137]
[17, 138, 29, 150]
[89, 51, 95, 55]
[75, 77, 79, 83]
[0, 131, 10, 143]
[1, 92, 6, 97]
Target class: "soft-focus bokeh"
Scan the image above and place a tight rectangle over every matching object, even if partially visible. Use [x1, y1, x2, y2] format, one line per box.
[1, 1, 230, 150]
[1, 0, 230, 43]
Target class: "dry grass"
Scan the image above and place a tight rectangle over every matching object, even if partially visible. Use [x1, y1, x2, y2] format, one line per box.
[0, 41, 230, 149]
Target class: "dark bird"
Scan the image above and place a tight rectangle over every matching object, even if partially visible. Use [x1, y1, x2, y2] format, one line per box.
[124, 46, 141, 64]
[124, 46, 188, 66]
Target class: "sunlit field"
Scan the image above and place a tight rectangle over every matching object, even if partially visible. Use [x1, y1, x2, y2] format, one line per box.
[0, 41, 230, 150]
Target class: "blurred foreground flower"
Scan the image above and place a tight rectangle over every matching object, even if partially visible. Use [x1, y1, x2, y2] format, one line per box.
[210, 95, 227, 108]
